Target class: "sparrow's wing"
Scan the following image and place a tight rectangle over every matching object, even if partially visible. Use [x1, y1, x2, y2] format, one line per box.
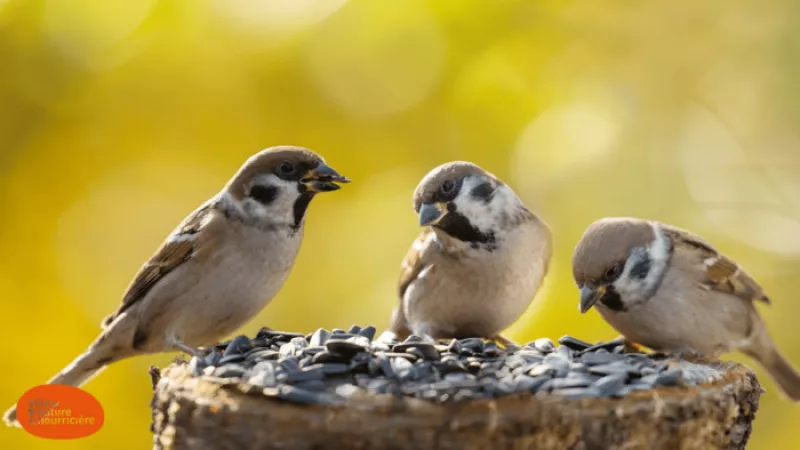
[398, 228, 438, 300]
[393, 229, 439, 337]
[101, 202, 217, 328]
[663, 225, 770, 304]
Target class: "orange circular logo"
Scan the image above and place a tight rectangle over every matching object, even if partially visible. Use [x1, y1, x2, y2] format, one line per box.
[16, 385, 104, 439]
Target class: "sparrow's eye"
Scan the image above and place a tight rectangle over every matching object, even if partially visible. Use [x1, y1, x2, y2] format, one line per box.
[604, 263, 624, 281]
[440, 179, 456, 194]
[277, 161, 296, 175]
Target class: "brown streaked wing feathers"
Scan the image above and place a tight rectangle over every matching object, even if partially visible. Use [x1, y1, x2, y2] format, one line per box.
[661, 225, 770, 305]
[393, 229, 437, 336]
[101, 204, 213, 328]
[397, 229, 435, 300]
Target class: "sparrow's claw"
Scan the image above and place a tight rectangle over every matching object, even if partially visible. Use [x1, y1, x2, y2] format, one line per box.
[622, 338, 643, 354]
[491, 334, 521, 350]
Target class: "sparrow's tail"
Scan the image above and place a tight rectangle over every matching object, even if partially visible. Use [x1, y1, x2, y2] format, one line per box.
[744, 341, 800, 402]
[3, 330, 131, 427]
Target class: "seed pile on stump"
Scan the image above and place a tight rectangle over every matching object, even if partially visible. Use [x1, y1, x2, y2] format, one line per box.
[179, 325, 726, 404]
[152, 325, 763, 450]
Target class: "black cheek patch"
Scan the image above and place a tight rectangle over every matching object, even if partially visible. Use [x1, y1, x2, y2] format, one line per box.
[470, 182, 494, 204]
[629, 254, 652, 280]
[436, 209, 496, 249]
[600, 285, 625, 312]
[249, 185, 279, 205]
[292, 192, 314, 231]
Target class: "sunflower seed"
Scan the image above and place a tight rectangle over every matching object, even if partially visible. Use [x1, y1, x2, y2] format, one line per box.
[655, 368, 684, 386]
[558, 335, 593, 351]
[309, 328, 331, 347]
[594, 373, 627, 396]
[359, 326, 377, 341]
[214, 364, 245, 378]
[533, 338, 556, 353]
[582, 352, 626, 366]
[185, 327, 717, 405]
[394, 342, 440, 360]
[223, 335, 251, 357]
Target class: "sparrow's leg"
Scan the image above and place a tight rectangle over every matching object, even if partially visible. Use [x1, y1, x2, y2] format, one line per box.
[491, 334, 520, 350]
[622, 338, 643, 354]
[170, 338, 205, 358]
[650, 348, 710, 362]
[420, 333, 438, 344]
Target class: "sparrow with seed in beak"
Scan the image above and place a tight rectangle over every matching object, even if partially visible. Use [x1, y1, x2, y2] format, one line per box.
[572, 217, 800, 400]
[390, 162, 552, 345]
[3, 146, 349, 426]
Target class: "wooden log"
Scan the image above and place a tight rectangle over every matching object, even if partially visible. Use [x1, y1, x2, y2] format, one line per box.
[150, 361, 762, 450]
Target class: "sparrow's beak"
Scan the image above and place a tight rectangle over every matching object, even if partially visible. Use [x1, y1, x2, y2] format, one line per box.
[419, 202, 446, 227]
[579, 285, 605, 314]
[302, 163, 351, 193]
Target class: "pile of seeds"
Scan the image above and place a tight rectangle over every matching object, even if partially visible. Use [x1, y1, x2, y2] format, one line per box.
[181, 326, 725, 406]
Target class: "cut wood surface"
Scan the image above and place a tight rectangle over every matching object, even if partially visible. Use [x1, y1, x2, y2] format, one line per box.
[151, 361, 762, 450]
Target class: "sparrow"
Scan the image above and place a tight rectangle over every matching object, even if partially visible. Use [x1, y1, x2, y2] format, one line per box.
[3, 146, 350, 426]
[572, 217, 800, 400]
[389, 161, 552, 345]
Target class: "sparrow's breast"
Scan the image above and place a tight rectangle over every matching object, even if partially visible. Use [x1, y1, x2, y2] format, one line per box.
[169, 225, 304, 346]
[481, 225, 550, 331]
[597, 265, 755, 354]
[405, 220, 549, 338]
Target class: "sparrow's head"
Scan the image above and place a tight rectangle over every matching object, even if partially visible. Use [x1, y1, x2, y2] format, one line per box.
[412, 161, 530, 249]
[572, 217, 672, 314]
[224, 146, 349, 229]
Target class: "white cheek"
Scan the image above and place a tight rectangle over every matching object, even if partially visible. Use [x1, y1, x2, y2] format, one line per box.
[612, 273, 641, 300]
[453, 179, 517, 233]
[243, 175, 301, 222]
[614, 225, 672, 303]
[649, 225, 672, 266]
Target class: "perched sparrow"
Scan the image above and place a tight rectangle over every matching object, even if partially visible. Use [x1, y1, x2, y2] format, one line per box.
[3, 146, 349, 426]
[389, 162, 551, 345]
[572, 217, 800, 400]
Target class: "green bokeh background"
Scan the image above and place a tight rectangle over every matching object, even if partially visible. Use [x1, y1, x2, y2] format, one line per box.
[2, 0, 800, 448]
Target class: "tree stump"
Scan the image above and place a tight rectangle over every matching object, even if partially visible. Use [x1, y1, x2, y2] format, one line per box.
[149, 330, 762, 450]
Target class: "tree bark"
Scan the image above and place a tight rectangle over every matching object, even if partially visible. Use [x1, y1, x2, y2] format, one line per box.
[150, 361, 762, 450]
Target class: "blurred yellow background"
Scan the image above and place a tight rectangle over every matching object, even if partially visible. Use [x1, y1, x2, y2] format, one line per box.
[2, 0, 799, 448]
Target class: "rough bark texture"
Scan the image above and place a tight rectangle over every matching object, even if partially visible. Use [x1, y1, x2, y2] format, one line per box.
[151, 362, 762, 450]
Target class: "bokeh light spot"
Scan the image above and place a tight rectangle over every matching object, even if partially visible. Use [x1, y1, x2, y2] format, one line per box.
[680, 106, 800, 254]
[306, 0, 446, 117]
[512, 80, 631, 189]
[210, 0, 349, 35]
[54, 163, 220, 320]
[43, 0, 157, 67]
